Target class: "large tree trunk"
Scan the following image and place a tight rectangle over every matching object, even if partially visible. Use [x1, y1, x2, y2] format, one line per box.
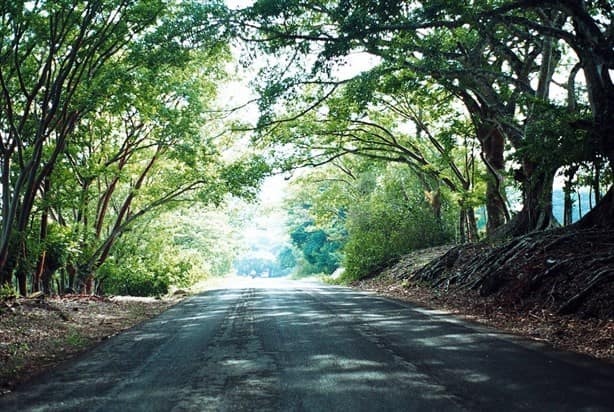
[495, 162, 558, 238]
[479, 124, 509, 235]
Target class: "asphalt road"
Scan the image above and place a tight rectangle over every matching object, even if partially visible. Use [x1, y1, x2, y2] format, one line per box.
[1, 279, 613, 411]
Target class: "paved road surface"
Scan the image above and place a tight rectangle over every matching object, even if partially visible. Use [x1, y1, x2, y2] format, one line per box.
[1, 279, 613, 411]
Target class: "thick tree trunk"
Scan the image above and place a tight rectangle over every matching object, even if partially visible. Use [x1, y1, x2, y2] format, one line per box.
[494, 162, 558, 238]
[479, 124, 509, 235]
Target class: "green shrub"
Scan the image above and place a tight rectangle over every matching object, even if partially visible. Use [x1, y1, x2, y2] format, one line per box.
[342, 171, 455, 281]
[99, 258, 178, 297]
[0, 283, 18, 300]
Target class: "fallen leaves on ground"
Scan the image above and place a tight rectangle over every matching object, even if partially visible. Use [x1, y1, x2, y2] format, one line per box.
[352, 245, 613, 362]
[0, 294, 181, 395]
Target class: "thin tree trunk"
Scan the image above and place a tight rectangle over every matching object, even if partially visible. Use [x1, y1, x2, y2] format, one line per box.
[564, 189, 574, 226]
[15, 238, 28, 296]
[459, 204, 479, 243]
[563, 165, 579, 226]
[593, 160, 601, 204]
[33, 178, 51, 293]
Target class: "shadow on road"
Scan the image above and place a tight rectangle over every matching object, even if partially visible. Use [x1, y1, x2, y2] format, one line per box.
[1, 280, 613, 411]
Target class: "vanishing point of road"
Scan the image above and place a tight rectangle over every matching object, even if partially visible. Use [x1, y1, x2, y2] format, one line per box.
[1, 279, 613, 411]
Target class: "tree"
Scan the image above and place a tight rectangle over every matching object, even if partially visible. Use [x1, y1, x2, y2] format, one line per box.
[0, 0, 267, 294]
[101, 206, 240, 296]
[285, 180, 347, 276]
[257, 73, 484, 241]
[342, 163, 455, 279]
[234, 0, 612, 236]
[285, 158, 456, 280]
[0, 0, 168, 291]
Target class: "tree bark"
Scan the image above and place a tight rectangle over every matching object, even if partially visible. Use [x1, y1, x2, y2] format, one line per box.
[478, 123, 509, 235]
[33, 178, 51, 293]
[15, 241, 28, 297]
[33, 251, 45, 293]
[501, 161, 558, 237]
[66, 264, 77, 293]
[459, 204, 479, 243]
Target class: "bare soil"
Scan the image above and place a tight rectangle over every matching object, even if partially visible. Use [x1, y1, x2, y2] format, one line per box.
[0, 294, 181, 396]
[351, 245, 614, 362]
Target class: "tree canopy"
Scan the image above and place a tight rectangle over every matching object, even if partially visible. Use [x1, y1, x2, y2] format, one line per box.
[231, 0, 611, 234]
[0, 0, 268, 296]
[1, 0, 612, 295]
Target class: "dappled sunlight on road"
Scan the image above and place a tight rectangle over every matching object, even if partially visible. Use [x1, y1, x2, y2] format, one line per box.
[3, 282, 614, 411]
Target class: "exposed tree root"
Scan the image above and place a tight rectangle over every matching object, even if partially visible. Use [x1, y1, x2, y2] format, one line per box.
[410, 228, 614, 319]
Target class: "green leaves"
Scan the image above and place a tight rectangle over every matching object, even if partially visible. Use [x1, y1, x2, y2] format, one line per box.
[285, 160, 456, 281]
[0, 0, 275, 293]
[222, 155, 271, 196]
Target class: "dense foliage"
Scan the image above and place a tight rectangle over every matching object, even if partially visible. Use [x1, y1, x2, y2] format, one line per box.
[0, 1, 268, 296]
[226, 0, 612, 281]
[285, 160, 456, 280]
[342, 164, 455, 280]
[235, 0, 612, 233]
[1, 1, 612, 292]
